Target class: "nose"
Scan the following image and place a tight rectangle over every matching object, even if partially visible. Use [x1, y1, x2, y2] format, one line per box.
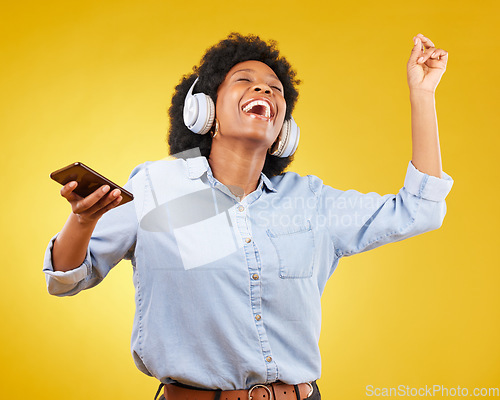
[252, 83, 272, 95]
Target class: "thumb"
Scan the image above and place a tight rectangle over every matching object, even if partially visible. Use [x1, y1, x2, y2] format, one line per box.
[409, 37, 423, 64]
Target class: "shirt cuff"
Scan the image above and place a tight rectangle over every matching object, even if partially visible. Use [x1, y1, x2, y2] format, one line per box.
[403, 161, 454, 202]
[43, 234, 91, 285]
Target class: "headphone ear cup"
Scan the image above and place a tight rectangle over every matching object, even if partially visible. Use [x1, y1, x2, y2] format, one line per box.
[202, 96, 215, 135]
[269, 117, 300, 158]
[183, 77, 215, 135]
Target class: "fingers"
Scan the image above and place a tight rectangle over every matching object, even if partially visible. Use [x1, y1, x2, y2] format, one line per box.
[429, 48, 448, 61]
[60, 181, 124, 224]
[93, 193, 123, 219]
[75, 185, 121, 214]
[83, 188, 122, 216]
[66, 183, 119, 214]
[418, 47, 448, 65]
[60, 181, 81, 202]
[410, 38, 420, 61]
[411, 34, 448, 65]
[415, 33, 435, 49]
[67, 184, 108, 213]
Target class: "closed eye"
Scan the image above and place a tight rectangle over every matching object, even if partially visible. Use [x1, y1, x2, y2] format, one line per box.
[236, 77, 282, 92]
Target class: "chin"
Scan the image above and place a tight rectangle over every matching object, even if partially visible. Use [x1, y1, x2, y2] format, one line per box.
[237, 125, 277, 145]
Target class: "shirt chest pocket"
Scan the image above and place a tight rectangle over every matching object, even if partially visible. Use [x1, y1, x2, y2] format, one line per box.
[266, 219, 315, 279]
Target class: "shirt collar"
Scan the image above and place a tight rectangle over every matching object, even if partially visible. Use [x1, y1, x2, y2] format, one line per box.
[259, 171, 277, 193]
[186, 156, 210, 180]
[186, 156, 277, 193]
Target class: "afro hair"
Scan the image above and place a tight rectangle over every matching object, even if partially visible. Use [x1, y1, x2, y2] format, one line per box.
[167, 32, 300, 178]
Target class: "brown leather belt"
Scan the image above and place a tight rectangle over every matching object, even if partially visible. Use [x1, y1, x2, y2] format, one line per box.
[164, 381, 314, 400]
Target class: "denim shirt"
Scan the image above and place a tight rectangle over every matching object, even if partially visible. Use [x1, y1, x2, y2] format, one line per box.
[43, 156, 454, 390]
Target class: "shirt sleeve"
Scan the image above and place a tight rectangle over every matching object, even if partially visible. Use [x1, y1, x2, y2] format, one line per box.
[43, 164, 144, 296]
[315, 160, 454, 258]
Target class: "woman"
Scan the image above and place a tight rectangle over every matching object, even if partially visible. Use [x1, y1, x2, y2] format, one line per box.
[44, 33, 454, 400]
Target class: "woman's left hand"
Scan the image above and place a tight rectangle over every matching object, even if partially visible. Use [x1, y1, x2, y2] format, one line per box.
[407, 33, 448, 94]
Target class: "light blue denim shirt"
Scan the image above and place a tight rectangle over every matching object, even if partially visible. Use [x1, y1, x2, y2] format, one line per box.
[43, 155, 454, 390]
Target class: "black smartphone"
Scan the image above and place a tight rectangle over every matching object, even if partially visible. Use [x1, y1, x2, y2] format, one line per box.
[50, 162, 134, 205]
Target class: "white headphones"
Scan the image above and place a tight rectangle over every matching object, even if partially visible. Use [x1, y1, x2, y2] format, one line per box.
[183, 77, 300, 158]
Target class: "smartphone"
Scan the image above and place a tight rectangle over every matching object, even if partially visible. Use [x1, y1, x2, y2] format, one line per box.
[50, 162, 134, 205]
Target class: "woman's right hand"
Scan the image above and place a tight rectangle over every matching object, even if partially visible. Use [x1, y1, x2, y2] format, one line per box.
[60, 181, 123, 226]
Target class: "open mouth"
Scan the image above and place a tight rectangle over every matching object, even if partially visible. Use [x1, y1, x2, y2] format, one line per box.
[241, 98, 275, 120]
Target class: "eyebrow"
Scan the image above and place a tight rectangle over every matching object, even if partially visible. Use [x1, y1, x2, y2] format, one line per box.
[230, 68, 281, 81]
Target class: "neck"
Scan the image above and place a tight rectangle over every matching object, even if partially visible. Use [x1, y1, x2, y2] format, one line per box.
[208, 140, 267, 201]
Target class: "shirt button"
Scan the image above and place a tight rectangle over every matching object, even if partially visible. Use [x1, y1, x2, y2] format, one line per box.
[266, 356, 272, 363]
[238, 206, 245, 212]
[255, 314, 262, 321]
[245, 237, 252, 243]
[252, 273, 259, 280]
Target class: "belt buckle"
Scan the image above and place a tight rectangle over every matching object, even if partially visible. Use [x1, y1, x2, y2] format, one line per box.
[248, 384, 273, 400]
[305, 382, 314, 398]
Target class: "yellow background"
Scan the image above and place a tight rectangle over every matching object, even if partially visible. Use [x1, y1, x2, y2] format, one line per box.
[1, 0, 498, 398]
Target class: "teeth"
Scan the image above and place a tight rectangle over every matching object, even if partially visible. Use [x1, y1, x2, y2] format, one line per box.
[243, 100, 271, 118]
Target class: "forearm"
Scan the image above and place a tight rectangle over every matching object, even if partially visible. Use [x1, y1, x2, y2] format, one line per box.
[52, 213, 97, 272]
[410, 90, 442, 178]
